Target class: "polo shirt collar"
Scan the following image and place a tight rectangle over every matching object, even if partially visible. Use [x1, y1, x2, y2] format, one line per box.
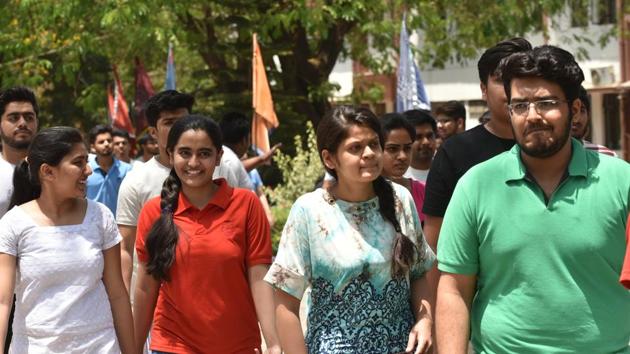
[89, 156, 120, 172]
[174, 178, 233, 215]
[504, 138, 588, 183]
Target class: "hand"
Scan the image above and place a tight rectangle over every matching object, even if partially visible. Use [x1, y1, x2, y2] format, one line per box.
[405, 316, 432, 354]
[261, 143, 282, 165]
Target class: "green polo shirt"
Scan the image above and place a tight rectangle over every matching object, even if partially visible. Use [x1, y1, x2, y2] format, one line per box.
[438, 138, 630, 353]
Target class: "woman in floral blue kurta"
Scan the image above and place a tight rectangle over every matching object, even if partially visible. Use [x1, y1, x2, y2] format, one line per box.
[265, 106, 435, 354]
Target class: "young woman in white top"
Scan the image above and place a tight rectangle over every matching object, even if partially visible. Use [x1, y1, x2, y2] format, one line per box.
[0, 127, 134, 353]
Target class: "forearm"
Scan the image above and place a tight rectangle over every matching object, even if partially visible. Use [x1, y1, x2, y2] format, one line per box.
[0, 301, 12, 350]
[435, 277, 473, 354]
[118, 225, 136, 291]
[250, 274, 280, 350]
[242, 156, 264, 172]
[276, 304, 307, 354]
[109, 294, 135, 354]
[133, 280, 158, 354]
[411, 277, 433, 323]
[0, 254, 16, 350]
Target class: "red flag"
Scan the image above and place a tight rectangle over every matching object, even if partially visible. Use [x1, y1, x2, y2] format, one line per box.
[252, 33, 279, 153]
[134, 57, 155, 133]
[108, 65, 134, 137]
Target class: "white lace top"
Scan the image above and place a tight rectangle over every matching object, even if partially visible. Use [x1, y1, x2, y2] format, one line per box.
[0, 200, 121, 353]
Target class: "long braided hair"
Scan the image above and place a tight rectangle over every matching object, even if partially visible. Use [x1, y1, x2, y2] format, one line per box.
[316, 105, 417, 278]
[144, 114, 222, 281]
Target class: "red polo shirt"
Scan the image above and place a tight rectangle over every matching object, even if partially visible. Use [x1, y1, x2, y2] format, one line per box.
[136, 179, 272, 353]
[620, 215, 630, 289]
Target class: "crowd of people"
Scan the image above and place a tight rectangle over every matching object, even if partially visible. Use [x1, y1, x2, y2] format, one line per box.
[0, 36, 627, 354]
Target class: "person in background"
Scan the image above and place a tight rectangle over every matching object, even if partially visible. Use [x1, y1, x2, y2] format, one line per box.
[135, 133, 159, 163]
[112, 129, 132, 164]
[0, 86, 39, 353]
[117, 90, 194, 291]
[215, 112, 254, 190]
[380, 113, 426, 223]
[248, 168, 275, 228]
[0, 127, 134, 353]
[403, 109, 437, 183]
[266, 106, 435, 353]
[435, 100, 466, 141]
[133, 115, 279, 353]
[87, 124, 132, 215]
[0, 87, 38, 218]
[570, 85, 617, 157]
[422, 37, 531, 261]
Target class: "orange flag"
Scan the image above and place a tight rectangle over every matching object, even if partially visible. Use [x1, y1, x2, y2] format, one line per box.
[252, 33, 279, 153]
[108, 65, 134, 137]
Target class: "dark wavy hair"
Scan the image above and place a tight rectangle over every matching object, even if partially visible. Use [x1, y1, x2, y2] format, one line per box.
[144, 90, 195, 128]
[0, 86, 39, 118]
[9, 127, 85, 208]
[500, 45, 585, 106]
[477, 37, 532, 85]
[316, 105, 417, 278]
[144, 114, 222, 281]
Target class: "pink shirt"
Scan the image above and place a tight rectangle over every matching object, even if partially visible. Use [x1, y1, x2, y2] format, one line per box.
[410, 180, 426, 222]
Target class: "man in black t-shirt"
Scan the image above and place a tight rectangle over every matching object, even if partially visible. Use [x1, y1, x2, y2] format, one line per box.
[422, 38, 533, 260]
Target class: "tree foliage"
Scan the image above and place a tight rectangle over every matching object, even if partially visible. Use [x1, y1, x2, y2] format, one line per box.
[0, 0, 620, 134]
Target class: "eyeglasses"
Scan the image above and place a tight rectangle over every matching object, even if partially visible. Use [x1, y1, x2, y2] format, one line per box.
[507, 99, 567, 117]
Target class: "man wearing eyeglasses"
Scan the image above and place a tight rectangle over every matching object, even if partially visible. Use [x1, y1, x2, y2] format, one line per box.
[435, 45, 630, 353]
[571, 85, 617, 157]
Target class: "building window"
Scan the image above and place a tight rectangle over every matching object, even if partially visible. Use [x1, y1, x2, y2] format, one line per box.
[603, 93, 621, 150]
[592, 0, 616, 25]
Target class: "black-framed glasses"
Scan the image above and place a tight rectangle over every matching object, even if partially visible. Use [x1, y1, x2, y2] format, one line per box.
[507, 99, 567, 117]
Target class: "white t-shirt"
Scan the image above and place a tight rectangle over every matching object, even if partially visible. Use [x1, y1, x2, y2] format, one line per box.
[116, 156, 171, 227]
[213, 145, 254, 190]
[404, 167, 430, 183]
[0, 156, 14, 218]
[0, 200, 121, 353]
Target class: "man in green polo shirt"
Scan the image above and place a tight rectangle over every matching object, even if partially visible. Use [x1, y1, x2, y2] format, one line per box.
[435, 45, 630, 353]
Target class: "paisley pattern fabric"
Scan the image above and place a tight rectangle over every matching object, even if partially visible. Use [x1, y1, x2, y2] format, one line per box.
[265, 182, 435, 354]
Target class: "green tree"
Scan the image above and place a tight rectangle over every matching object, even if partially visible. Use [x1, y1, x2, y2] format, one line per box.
[0, 0, 621, 133]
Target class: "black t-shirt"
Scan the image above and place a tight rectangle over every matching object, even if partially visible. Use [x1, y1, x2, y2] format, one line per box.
[422, 124, 515, 217]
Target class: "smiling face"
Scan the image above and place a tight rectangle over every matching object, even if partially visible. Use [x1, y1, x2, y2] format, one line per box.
[43, 143, 92, 198]
[170, 129, 222, 191]
[509, 77, 576, 158]
[382, 128, 413, 179]
[322, 124, 383, 185]
[0, 101, 38, 150]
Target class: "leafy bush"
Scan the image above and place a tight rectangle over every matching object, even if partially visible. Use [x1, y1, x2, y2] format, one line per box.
[266, 121, 323, 252]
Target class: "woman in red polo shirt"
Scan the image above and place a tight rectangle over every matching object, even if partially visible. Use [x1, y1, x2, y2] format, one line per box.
[132, 115, 280, 354]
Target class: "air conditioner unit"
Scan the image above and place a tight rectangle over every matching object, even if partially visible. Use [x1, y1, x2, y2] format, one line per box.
[590, 66, 615, 86]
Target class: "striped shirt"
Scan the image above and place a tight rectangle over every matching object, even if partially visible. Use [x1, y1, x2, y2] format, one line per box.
[583, 140, 617, 157]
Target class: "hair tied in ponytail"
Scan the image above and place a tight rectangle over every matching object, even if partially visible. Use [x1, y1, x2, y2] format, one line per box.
[161, 206, 173, 214]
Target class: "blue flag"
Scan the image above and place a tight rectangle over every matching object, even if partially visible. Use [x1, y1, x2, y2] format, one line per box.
[396, 15, 430, 112]
[164, 43, 176, 90]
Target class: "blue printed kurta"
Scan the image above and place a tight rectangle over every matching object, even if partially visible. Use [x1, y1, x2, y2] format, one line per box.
[264, 182, 435, 353]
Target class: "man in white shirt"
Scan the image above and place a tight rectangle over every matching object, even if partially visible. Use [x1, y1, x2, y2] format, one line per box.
[216, 112, 256, 190]
[0, 87, 39, 218]
[403, 109, 437, 183]
[0, 86, 39, 352]
[116, 90, 194, 290]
